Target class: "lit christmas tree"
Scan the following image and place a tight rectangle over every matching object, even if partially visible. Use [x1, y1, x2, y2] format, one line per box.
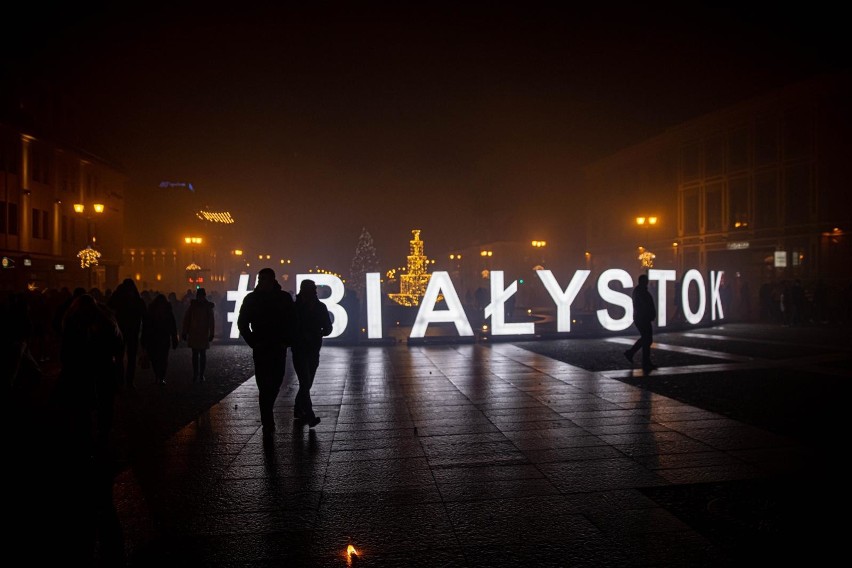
[388, 229, 435, 307]
[349, 227, 381, 297]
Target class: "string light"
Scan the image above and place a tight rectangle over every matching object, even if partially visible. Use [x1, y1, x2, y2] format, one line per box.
[638, 250, 656, 268]
[388, 229, 435, 307]
[196, 210, 235, 224]
[77, 245, 101, 268]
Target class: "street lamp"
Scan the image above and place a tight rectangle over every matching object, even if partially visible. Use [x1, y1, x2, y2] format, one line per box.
[74, 202, 106, 289]
[73, 202, 105, 243]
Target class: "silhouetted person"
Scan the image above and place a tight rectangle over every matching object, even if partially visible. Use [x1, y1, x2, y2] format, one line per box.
[292, 279, 333, 428]
[790, 279, 806, 325]
[238, 268, 297, 436]
[671, 279, 683, 324]
[759, 281, 773, 322]
[812, 279, 828, 323]
[169, 291, 187, 333]
[779, 280, 792, 325]
[2, 291, 40, 404]
[108, 278, 146, 389]
[54, 293, 125, 564]
[182, 287, 215, 382]
[739, 276, 752, 322]
[141, 293, 179, 385]
[624, 273, 657, 375]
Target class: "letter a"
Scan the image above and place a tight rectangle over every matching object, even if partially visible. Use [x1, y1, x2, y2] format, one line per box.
[410, 271, 474, 338]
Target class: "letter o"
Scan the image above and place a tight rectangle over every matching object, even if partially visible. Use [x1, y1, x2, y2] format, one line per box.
[681, 269, 706, 324]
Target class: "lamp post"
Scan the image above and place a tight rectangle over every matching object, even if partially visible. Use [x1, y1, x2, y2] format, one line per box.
[73, 202, 105, 243]
[531, 240, 547, 268]
[74, 202, 105, 289]
[635, 215, 659, 271]
[184, 236, 204, 289]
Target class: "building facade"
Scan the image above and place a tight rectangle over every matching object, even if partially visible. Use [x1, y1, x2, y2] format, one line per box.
[0, 122, 127, 292]
[584, 72, 852, 322]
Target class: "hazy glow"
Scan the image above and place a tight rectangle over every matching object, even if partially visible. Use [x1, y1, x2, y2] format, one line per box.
[73, 203, 84, 213]
[596, 269, 633, 331]
[537, 269, 589, 332]
[485, 271, 534, 335]
[410, 271, 473, 338]
[93, 203, 105, 213]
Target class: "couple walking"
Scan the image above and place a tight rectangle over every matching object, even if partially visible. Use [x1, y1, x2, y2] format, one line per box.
[237, 268, 332, 436]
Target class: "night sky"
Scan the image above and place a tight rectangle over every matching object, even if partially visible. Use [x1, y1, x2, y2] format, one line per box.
[2, 3, 848, 273]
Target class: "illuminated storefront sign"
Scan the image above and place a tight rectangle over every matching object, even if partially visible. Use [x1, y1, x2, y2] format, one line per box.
[227, 268, 725, 340]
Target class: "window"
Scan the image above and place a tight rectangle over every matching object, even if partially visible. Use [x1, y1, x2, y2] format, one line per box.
[683, 188, 699, 234]
[728, 177, 749, 230]
[3, 143, 20, 175]
[681, 141, 700, 181]
[704, 134, 724, 176]
[31, 151, 42, 183]
[32, 209, 40, 238]
[755, 116, 778, 165]
[59, 163, 70, 193]
[755, 172, 778, 228]
[705, 183, 723, 232]
[8, 203, 17, 235]
[783, 106, 812, 160]
[784, 164, 811, 226]
[30, 208, 49, 239]
[0, 201, 6, 232]
[728, 127, 749, 171]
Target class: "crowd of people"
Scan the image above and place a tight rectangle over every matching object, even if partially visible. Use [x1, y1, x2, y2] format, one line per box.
[3, 273, 336, 564]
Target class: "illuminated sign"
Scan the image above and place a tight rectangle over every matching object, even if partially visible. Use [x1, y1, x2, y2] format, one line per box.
[227, 268, 726, 340]
[727, 241, 750, 250]
[774, 251, 787, 268]
[159, 181, 194, 191]
[1, 256, 13, 269]
[23, 257, 32, 267]
[55, 264, 65, 271]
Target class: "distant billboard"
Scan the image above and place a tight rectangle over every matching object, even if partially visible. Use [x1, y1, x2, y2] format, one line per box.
[159, 181, 195, 191]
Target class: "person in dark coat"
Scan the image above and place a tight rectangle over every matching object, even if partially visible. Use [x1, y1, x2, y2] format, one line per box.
[51, 293, 126, 565]
[107, 278, 146, 389]
[56, 293, 125, 452]
[292, 279, 333, 428]
[141, 293, 179, 385]
[624, 273, 658, 375]
[182, 287, 215, 382]
[237, 268, 297, 436]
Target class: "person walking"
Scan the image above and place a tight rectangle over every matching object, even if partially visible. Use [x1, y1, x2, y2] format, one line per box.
[141, 293, 179, 385]
[292, 279, 333, 428]
[107, 278, 146, 389]
[624, 273, 658, 375]
[237, 268, 297, 436]
[181, 287, 215, 383]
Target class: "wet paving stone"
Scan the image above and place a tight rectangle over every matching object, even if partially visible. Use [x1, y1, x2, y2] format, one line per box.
[100, 324, 849, 565]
